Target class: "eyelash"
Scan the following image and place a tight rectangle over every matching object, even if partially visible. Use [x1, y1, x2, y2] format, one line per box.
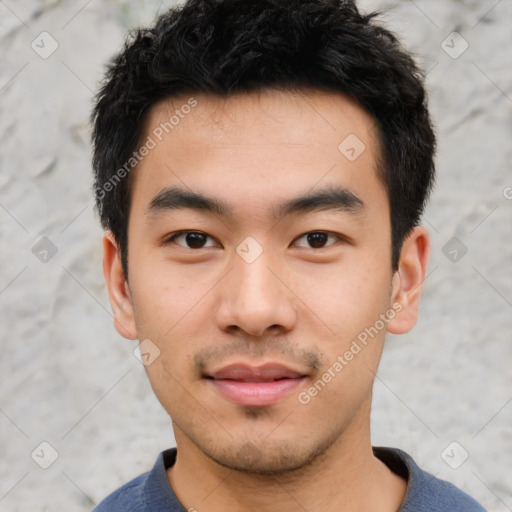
[164, 230, 345, 250]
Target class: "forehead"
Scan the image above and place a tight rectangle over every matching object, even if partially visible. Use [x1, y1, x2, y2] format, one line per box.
[129, 88, 386, 222]
[146, 88, 379, 150]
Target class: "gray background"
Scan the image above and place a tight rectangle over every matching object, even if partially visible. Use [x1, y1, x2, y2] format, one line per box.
[0, 0, 511, 510]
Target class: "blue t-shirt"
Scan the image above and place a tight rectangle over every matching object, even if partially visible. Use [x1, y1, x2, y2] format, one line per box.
[93, 446, 486, 511]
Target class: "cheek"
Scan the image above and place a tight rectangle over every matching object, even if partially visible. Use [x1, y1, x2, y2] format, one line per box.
[289, 256, 392, 343]
[128, 263, 213, 377]
[129, 256, 200, 331]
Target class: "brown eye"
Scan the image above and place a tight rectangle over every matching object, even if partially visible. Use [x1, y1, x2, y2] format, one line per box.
[184, 232, 208, 248]
[294, 231, 339, 249]
[307, 232, 328, 248]
[167, 231, 217, 249]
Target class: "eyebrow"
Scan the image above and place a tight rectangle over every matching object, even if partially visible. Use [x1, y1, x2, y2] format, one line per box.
[147, 185, 364, 221]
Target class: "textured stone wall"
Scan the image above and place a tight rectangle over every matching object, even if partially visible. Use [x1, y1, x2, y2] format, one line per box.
[0, 0, 510, 510]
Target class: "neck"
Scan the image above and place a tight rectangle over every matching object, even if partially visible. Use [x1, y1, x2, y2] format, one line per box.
[167, 400, 406, 512]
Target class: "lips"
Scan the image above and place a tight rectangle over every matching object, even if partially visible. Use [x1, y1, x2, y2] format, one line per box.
[205, 363, 308, 407]
[208, 363, 306, 381]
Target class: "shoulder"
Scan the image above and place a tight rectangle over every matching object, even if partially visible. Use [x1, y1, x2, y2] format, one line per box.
[92, 448, 181, 512]
[374, 446, 487, 512]
[404, 468, 487, 512]
[93, 471, 149, 512]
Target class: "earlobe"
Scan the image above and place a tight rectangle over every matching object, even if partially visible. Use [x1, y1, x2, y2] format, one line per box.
[387, 226, 430, 335]
[102, 231, 138, 340]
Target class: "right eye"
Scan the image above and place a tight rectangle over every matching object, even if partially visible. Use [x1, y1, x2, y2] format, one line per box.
[164, 231, 220, 249]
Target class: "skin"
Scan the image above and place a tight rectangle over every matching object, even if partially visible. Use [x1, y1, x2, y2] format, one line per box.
[103, 88, 430, 512]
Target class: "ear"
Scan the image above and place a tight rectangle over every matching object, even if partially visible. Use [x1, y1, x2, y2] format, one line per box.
[387, 226, 430, 335]
[102, 231, 138, 340]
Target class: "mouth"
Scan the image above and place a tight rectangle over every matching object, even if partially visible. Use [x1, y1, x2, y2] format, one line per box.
[204, 362, 309, 407]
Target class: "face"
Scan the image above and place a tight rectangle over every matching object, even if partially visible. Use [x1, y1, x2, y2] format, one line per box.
[103, 88, 428, 474]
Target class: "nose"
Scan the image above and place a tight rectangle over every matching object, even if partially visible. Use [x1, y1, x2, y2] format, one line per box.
[215, 250, 297, 337]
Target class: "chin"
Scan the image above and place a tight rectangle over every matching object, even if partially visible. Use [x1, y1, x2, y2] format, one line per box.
[199, 433, 337, 476]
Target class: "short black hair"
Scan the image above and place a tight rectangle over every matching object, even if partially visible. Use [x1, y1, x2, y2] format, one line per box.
[91, 0, 436, 277]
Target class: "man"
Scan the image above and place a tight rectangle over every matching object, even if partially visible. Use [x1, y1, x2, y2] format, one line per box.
[91, 0, 486, 510]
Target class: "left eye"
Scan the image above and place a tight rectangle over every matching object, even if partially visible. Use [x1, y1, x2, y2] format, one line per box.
[166, 231, 218, 249]
[293, 231, 340, 249]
